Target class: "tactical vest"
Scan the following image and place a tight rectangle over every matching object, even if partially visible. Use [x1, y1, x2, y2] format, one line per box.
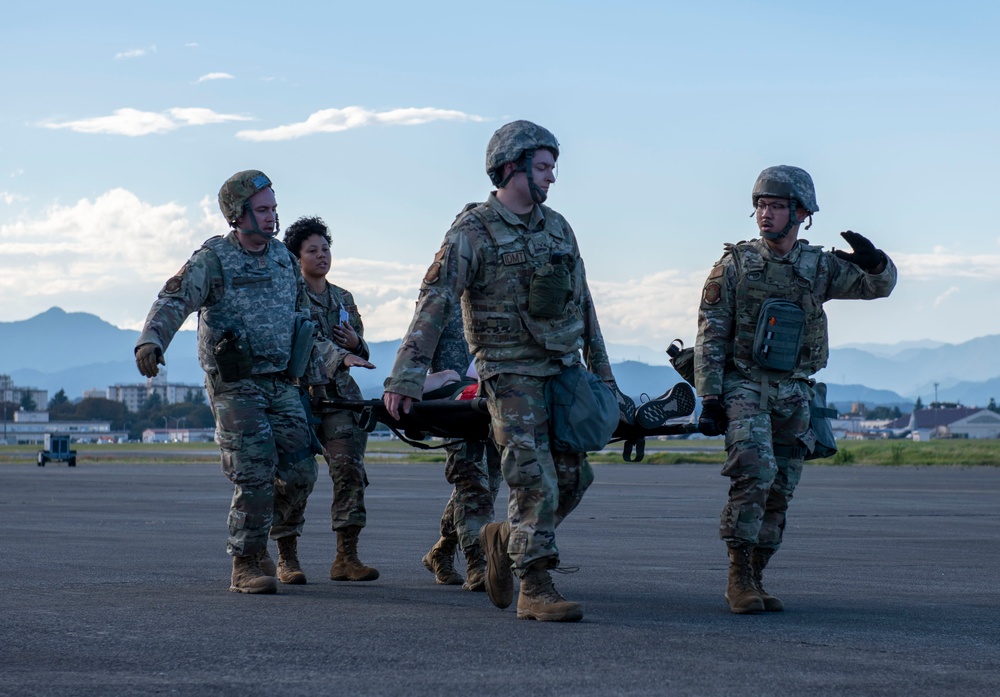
[197, 236, 300, 377]
[460, 201, 585, 362]
[729, 241, 829, 382]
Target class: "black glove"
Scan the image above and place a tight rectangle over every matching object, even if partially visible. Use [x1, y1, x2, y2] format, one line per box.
[833, 231, 886, 273]
[698, 399, 729, 437]
[135, 343, 165, 378]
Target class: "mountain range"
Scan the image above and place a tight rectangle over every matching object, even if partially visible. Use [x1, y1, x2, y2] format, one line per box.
[4, 307, 1000, 410]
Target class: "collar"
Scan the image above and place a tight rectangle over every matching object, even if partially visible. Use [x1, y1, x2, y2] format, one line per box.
[487, 192, 545, 232]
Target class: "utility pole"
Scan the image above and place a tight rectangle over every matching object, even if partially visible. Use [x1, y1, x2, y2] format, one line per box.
[933, 382, 939, 406]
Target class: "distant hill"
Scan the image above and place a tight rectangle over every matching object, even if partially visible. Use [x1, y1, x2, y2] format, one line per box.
[3, 307, 1000, 408]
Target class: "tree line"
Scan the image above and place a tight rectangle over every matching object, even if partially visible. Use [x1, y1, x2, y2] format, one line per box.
[0, 389, 215, 442]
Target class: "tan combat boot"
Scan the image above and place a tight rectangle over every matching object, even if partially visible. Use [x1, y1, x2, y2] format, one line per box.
[750, 547, 783, 612]
[230, 554, 278, 594]
[330, 525, 380, 581]
[258, 548, 276, 577]
[462, 543, 486, 592]
[725, 544, 765, 614]
[276, 536, 307, 585]
[479, 521, 513, 608]
[421, 536, 463, 585]
[516, 561, 583, 622]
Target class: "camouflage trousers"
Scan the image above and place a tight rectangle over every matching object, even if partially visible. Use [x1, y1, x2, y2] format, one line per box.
[438, 438, 502, 552]
[719, 373, 815, 549]
[207, 374, 319, 558]
[318, 407, 370, 530]
[483, 373, 595, 577]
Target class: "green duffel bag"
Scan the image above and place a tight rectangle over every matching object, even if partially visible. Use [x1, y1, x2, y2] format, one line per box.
[545, 364, 619, 454]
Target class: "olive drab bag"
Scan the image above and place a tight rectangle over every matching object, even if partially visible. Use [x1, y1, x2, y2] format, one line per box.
[667, 339, 696, 386]
[806, 381, 838, 460]
[545, 364, 619, 453]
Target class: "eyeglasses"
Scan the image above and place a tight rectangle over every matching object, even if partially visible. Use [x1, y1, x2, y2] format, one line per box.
[755, 200, 789, 213]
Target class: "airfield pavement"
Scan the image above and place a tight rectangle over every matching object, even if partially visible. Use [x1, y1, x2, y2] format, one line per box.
[1, 459, 997, 696]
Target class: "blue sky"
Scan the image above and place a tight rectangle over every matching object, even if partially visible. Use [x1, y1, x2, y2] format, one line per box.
[2, 0, 998, 356]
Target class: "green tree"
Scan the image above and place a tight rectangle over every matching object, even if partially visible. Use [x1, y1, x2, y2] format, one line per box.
[914, 396, 923, 411]
[988, 397, 999, 414]
[75, 398, 130, 430]
[20, 393, 37, 412]
[48, 389, 69, 410]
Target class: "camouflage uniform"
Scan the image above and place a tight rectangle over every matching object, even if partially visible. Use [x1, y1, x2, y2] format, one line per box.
[137, 231, 321, 557]
[385, 192, 613, 575]
[695, 237, 897, 549]
[430, 306, 502, 553]
[304, 283, 372, 531]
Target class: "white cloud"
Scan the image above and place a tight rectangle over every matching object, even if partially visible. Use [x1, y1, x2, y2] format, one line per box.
[10, 169, 24, 179]
[41, 107, 252, 136]
[197, 72, 234, 82]
[1, 192, 26, 205]
[115, 45, 156, 60]
[892, 251, 1000, 280]
[0, 189, 224, 329]
[932, 286, 960, 308]
[236, 106, 487, 142]
[185, 42, 199, 48]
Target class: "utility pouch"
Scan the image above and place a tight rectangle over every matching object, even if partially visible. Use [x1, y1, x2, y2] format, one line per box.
[528, 253, 572, 318]
[213, 330, 253, 383]
[545, 364, 619, 454]
[752, 299, 805, 372]
[286, 315, 316, 380]
[806, 382, 838, 460]
[666, 339, 696, 386]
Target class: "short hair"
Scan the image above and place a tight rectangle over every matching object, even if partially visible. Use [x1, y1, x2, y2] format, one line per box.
[282, 216, 332, 258]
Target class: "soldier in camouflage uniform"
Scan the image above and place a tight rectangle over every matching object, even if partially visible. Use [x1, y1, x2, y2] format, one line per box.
[282, 216, 381, 583]
[135, 170, 323, 595]
[421, 303, 502, 592]
[694, 165, 897, 614]
[384, 120, 617, 622]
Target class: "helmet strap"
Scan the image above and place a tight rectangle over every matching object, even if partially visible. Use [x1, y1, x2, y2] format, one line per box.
[524, 149, 548, 204]
[760, 199, 797, 241]
[236, 202, 277, 239]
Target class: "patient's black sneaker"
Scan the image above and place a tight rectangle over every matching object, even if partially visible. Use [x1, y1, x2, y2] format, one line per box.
[635, 382, 696, 429]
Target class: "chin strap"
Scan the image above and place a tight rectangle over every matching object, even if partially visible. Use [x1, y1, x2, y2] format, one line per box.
[760, 200, 798, 241]
[497, 149, 548, 204]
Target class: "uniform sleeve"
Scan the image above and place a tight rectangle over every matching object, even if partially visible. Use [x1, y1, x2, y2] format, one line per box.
[342, 289, 370, 361]
[694, 255, 737, 396]
[384, 224, 479, 400]
[294, 270, 325, 386]
[578, 260, 614, 382]
[824, 251, 898, 301]
[136, 248, 219, 353]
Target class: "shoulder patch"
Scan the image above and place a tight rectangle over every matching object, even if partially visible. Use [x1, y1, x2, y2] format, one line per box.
[708, 264, 724, 279]
[162, 262, 189, 294]
[703, 282, 722, 305]
[424, 245, 450, 285]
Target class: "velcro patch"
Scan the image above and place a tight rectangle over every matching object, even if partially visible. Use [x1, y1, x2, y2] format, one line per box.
[502, 251, 526, 265]
[709, 264, 724, 279]
[703, 282, 721, 305]
[424, 245, 449, 285]
[163, 276, 183, 294]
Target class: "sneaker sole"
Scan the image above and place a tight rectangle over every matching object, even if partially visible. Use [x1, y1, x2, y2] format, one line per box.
[635, 383, 696, 429]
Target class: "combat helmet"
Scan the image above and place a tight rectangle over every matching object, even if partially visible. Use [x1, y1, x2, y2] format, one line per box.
[486, 120, 559, 204]
[751, 165, 818, 240]
[218, 170, 276, 236]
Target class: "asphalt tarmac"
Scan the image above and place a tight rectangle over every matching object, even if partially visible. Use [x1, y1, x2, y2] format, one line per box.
[2, 460, 997, 696]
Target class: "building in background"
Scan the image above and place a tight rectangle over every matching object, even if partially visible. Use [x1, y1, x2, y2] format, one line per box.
[1, 374, 47, 412]
[107, 370, 207, 412]
[0, 410, 123, 445]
